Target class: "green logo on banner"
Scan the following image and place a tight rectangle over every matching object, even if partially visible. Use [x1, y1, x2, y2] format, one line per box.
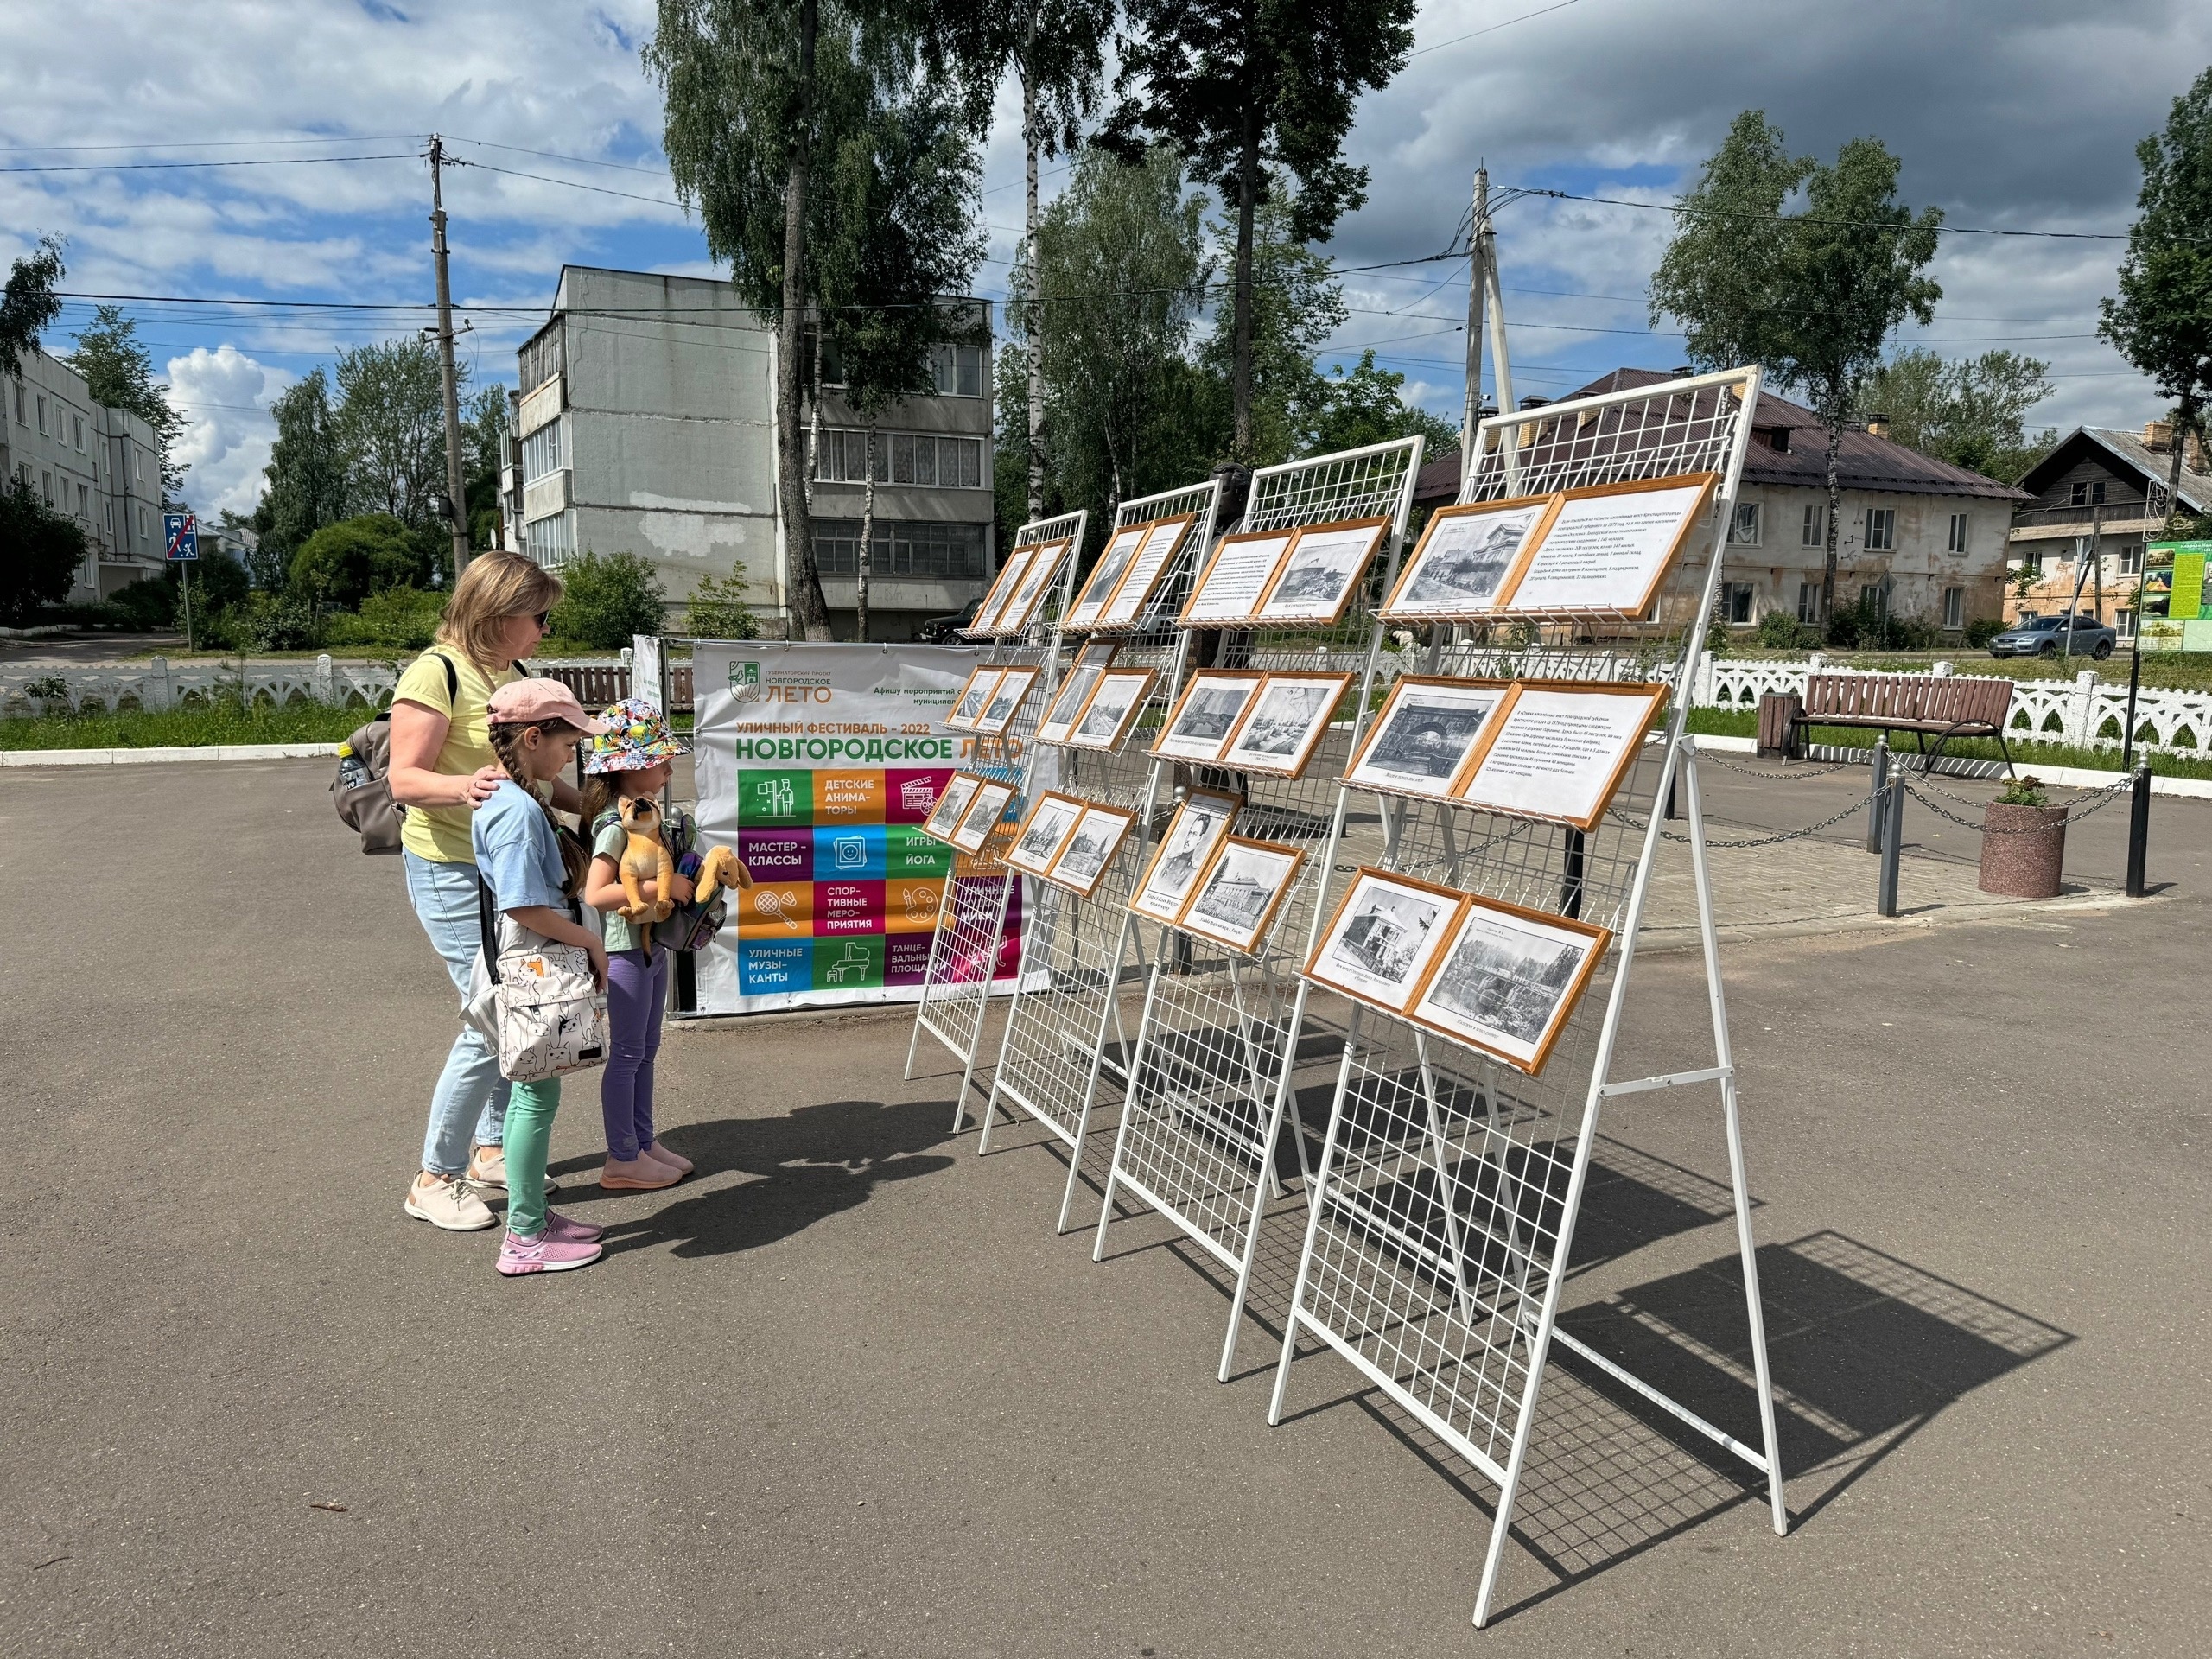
[729, 659, 762, 702]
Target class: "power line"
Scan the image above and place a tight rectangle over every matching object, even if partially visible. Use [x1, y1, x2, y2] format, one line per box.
[1511, 183, 2148, 242]
[445, 156, 686, 208]
[0, 133, 424, 154]
[0, 152, 423, 175]
[442, 135, 671, 176]
[1408, 0, 1582, 59]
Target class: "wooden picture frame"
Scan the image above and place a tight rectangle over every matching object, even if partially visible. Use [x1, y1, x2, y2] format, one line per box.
[1451, 680, 1669, 832]
[1181, 528, 1298, 626]
[1094, 515, 1195, 628]
[1303, 867, 1467, 1014]
[1042, 802, 1139, 896]
[1250, 515, 1392, 627]
[1003, 789, 1087, 875]
[1404, 893, 1613, 1077]
[1341, 676, 1514, 801]
[995, 537, 1071, 634]
[1497, 473, 1717, 619]
[1063, 524, 1149, 630]
[944, 667, 1002, 730]
[973, 664, 1042, 736]
[1127, 788, 1242, 926]
[1065, 667, 1159, 752]
[1150, 669, 1267, 764]
[1176, 836, 1306, 956]
[962, 548, 1035, 637]
[1035, 641, 1117, 744]
[1217, 671, 1353, 778]
[1381, 494, 1554, 621]
[921, 772, 984, 842]
[948, 778, 1017, 855]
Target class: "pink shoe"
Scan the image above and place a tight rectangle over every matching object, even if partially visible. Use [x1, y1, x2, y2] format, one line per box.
[600, 1154, 678, 1191]
[543, 1210, 604, 1244]
[642, 1142, 693, 1176]
[496, 1230, 602, 1275]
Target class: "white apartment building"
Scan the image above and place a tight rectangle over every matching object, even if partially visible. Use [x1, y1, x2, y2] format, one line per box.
[510, 265, 995, 639]
[2, 348, 168, 600]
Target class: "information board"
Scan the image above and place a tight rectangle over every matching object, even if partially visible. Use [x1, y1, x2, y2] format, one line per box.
[690, 642, 1028, 1014]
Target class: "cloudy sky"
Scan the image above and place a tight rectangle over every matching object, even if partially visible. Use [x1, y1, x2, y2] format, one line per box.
[3, 0, 2206, 517]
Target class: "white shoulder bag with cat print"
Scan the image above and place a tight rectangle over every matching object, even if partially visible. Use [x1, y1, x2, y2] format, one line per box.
[465, 877, 610, 1083]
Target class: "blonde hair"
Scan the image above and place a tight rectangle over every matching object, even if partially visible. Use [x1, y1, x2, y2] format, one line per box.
[486, 718, 590, 896]
[436, 551, 563, 677]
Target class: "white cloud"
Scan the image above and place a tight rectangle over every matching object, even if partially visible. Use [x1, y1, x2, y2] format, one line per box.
[165, 345, 289, 519]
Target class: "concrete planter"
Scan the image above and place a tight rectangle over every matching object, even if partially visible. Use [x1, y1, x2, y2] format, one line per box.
[1978, 801, 2068, 898]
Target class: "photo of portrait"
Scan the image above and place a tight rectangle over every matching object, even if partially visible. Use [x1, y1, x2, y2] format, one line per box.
[1385, 501, 1547, 617]
[922, 773, 982, 842]
[1152, 671, 1264, 762]
[1304, 869, 1464, 1013]
[1344, 677, 1508, 798]
[1066, 669, 1157, 751]
[998, 539, 1069, 632]
[1178, 837, 1306, 956]
[975, 666, 1040, 735]
[1252, 518, 1389, 624]
[972, 546, 1038, 632]
[1035, 643, 1116, 743]
[1128, 790, 1240, 925]
[1043, 804, 1137, 896]
[1005, 792, 1085, 875]
[946, 668, 1002, 729]
[1096, 516, 1192, 626]
[949, 779, 1016, 855]
[1218, 672, 1351, 777]
[1408, 899, 1611, 1074]
[1065, 525, 1148, 626]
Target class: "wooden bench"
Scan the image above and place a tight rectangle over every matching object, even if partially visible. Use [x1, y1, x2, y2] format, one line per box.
[1787, 671, 2016, 770]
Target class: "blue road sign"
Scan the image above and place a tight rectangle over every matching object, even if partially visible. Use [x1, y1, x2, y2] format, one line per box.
[163, 512, 199, 561]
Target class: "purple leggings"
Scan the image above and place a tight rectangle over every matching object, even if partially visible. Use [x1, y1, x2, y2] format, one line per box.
[601, 946, 669, 1160]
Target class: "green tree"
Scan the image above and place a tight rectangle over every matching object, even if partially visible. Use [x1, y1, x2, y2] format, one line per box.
[683, 560, 763, 638]
[1650, 111, 1942, 624]
[549, 550, 668, 648]
[1306, 349, 1458, 458]
[0, 235, 64, 379]
[290, 513, 433, 610]
[1198, 184, 1345, 465]
[461, 382, 511, 551]
[2101, 67, 2212, 530]
[0, 474, 85, 622]
[1854, 348, 2056, 482]
[65, 306, 188, 501]
[334, 338, 454, 537]
[1102, 0, 1417, 462]
[249, 366, 347, 587]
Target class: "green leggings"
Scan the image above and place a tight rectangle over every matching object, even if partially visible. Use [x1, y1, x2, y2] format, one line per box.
[502, 1077, 561, 1237]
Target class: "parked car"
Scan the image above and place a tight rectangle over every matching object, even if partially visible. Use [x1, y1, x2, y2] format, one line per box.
[1987, 612, 2116, 659]
[916, 597, 982, 643]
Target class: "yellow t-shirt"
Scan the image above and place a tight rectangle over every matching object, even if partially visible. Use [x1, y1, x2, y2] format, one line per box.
[393, 647, 522, 863]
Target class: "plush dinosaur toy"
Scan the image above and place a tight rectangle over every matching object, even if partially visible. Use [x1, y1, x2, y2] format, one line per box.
[616, 795, 679, 931]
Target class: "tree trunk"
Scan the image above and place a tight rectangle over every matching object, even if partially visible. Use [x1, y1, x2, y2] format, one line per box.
[804, 305, 823, 519]
[779, 0, 831, 643]
[1230, 110, 1260, 463]
[2167, 395, 2196, 532]
[857, 417, 877, 643]
[1821, 418, 1844, 627]
[1022, 48, 1045, 528]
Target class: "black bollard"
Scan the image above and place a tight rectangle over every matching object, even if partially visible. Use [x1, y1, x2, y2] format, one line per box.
[1866, 735, 1890, 855]
[1877, 775, 1905, 917]
[2126, 760, 2152, 898]
[1561, 827, 1586, 920]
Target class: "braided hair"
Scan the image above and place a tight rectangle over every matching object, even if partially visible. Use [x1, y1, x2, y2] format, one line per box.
[486, 718, 590, 896]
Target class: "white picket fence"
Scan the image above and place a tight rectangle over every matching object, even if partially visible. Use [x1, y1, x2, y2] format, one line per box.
[0, 653, 628, 718]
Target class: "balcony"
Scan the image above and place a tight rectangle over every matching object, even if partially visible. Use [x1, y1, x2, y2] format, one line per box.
[523, 468, 570, 524]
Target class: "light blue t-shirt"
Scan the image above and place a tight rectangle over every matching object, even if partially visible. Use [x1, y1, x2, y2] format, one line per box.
[471, 779, 569, 914]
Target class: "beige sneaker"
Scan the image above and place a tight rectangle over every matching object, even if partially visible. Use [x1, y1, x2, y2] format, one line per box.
[405, 1173, 497, 1232]
[467, 1145, 557, 1195]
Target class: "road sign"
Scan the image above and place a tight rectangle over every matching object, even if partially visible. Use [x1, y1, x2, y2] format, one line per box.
[163, 512, 199, 562]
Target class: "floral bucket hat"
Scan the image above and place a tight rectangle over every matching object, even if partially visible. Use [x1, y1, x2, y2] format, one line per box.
[584, 695, 692, 773]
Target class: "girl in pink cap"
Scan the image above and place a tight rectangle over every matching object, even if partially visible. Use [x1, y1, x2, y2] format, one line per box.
[474, 678, 613, 1275]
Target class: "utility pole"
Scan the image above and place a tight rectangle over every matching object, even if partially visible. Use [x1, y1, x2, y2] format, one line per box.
[428, 136, 471, 577]
[1458, 167, 1516, 499]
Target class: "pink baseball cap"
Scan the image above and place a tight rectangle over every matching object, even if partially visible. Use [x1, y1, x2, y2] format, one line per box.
[486, 678, 612, 734]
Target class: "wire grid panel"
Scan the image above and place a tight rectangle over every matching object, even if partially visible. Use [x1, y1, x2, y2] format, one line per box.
[1095, 440, 1427, 1354]
[907, 512, 1084, 1109]
[982, 482, 1222, 1207]
[1270, 370, 1783, 1627]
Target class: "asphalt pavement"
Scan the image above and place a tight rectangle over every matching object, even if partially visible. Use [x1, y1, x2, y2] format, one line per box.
[3, 758, 2206, 1656]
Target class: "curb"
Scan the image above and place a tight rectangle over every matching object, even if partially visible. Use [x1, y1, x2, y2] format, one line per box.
[0, 742, 335, 767]
[1688, 732, 2212, 800]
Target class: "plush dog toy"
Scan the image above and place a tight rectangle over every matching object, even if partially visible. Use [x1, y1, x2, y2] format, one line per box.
[617, 795, 679, 929]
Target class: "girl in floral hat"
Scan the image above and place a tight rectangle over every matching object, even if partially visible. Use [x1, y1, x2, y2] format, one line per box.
[580, 697, 708, 1192]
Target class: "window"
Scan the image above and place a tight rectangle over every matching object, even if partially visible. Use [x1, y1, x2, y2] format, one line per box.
[813, 429, 982, 488]
[1802, 503, 1824, 547]
[2118, 608, 2137, 640]
[139, 505, 149, 538]
[930, 343, 984, 398]
[1947, 512, 1969, 554]
[1726, 502, 1760, 545]
[1942, 586, 1963, 629]
[524, 510, 575, 568]
[521, 417, 565, 483]
[73, 414, 84, 450]
[1797, 582, 1821, 624]
[105, 499, 113, 536]
[1714, 581, 1756, 624]
[2118, 543, 2144, 575]
[1863, 506, 1896, 551]
[11, 381, 21, 423]
[2068, 479, 2108, 507]
[135, 448, 145, 480]
[41, 470, 54, 504]
[813, 518, 987, 580]
[76, 481, 89, 518]
[35, 394, 47, 435]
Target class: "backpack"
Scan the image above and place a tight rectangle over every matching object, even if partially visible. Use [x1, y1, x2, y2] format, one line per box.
[333, 652, 525, 855]
[589, 804, 730, 954]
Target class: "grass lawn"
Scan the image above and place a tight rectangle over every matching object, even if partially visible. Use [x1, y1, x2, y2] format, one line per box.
[1685, 706, 2212, 780]
[0, 699, 369, 751]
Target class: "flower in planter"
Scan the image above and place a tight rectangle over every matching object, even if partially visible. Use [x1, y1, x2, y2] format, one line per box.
[1996, 774, 2049, 808]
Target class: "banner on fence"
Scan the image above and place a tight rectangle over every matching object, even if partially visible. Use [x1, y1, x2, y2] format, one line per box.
[690, 641, 1032, 1015]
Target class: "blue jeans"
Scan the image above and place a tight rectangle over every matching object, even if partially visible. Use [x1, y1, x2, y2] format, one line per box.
[404, 850, 509, 1174]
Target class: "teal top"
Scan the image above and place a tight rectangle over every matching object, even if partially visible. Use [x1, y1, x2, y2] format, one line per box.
[589, 807, 696, 951]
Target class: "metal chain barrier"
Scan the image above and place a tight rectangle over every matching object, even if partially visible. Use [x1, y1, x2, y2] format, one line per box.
[1701, 752, 1862, 781]
[1902, 772, 2135, 833]
[1611, 787, 1881, 849]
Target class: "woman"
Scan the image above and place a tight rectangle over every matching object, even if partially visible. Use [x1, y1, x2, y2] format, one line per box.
[387, 551, 574, 1231]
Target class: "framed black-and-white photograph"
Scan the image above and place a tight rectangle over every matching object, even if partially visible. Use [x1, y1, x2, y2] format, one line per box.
[1303, 868, 1466, 1014]
[963, 548, 1035, 636]
[996, 537, 1071, 633]
[1178, 836, 1306, 956]
[1151, 670, 1265, 763]
[1096, 515, 1193, 627]
[1004, 791, 1085, 876]
[921, 772, 983, 842]
[974, 665, 1041, 736]
[1035, 641, 1116, 743]
[1128, 789, 1241, 925]
[1252, 516, 1391, 626]
[1382, 497, 1550, 620]
[1043, 803, 1138, 897]
[1182, 529, 1296, 626]
[1342, 676, 1510, 799]
[948, 779, 1017, 855]
[1065, 667, 1158, 751]
[1407, 895, 1611, 1075]
[945, 667, 1002, 730]
[1218, 671, 1351, 777]
[1064, 524, 1148, 628]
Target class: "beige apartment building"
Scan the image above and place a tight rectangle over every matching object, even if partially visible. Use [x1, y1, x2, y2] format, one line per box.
[2, 348, 169, 600]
